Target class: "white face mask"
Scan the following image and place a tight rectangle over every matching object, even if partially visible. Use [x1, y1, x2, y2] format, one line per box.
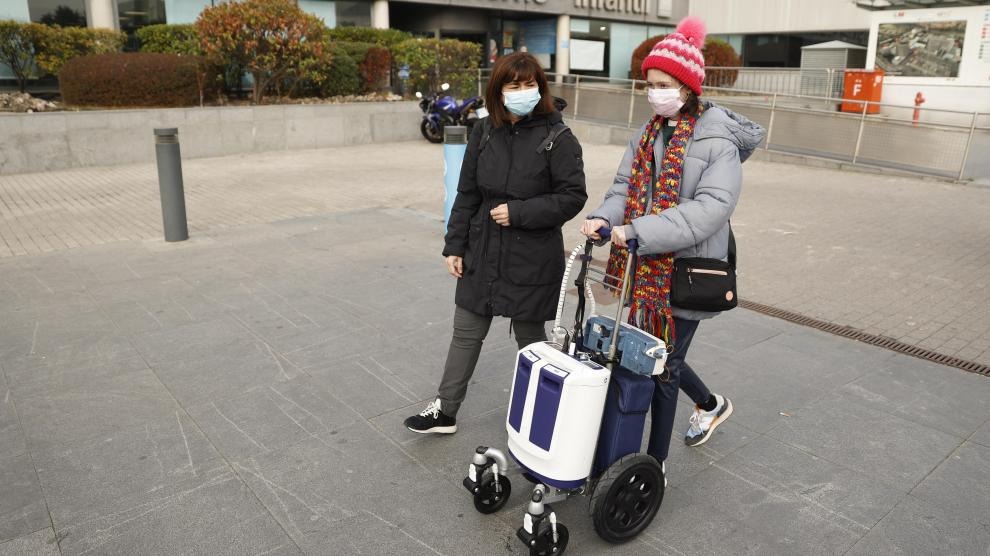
[647, 87, 685, 118]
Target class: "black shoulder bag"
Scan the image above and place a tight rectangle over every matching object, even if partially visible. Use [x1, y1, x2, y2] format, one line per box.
[670, 226, 738, 312]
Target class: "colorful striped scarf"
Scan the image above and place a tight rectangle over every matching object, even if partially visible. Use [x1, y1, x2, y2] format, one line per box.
[605, 109, 700, 347]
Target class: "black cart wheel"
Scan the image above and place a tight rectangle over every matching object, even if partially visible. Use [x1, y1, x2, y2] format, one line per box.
[473, 471, 511, 514]
[590, 454, 665, 544]
[529, 522, 568, 556]
[420, 120, 443, 143]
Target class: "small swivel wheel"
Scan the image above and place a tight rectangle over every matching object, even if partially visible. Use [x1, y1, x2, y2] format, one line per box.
[472, 469, 512, 514]
[528, 522, 568, 556]
[590, 454, 665, 544]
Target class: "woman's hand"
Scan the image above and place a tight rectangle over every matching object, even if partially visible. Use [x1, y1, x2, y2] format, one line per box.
[445, 256, 463, 278]
[580, 218, 608, 240]
[490, 204, 510, 226]
[611, 226, 628, 248]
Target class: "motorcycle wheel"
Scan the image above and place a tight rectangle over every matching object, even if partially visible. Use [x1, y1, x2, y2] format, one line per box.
[420, 120, 443, 144]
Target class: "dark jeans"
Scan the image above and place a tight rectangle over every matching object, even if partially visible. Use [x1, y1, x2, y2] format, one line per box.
[646, 317, 712, 462]
[437, 306, 547, 417]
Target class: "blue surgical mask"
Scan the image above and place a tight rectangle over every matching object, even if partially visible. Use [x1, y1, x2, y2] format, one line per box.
[503, 87, 541, 117]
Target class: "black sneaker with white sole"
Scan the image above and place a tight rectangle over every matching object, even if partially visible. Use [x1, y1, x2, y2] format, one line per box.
[404, 399, 457, 434]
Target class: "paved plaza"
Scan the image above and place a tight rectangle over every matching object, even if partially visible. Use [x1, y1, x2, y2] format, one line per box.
[1, 140, 989, 555]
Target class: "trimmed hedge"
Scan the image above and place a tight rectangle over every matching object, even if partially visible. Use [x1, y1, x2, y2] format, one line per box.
[335, 41, 391, 93]
[136, 24, 200, 55]
[32, 25, 126, 76]
[326, 27, 411, 49]
[392, 38, 480, 99]
[60, 52, 217, 107]
[321, 48, 361, 97]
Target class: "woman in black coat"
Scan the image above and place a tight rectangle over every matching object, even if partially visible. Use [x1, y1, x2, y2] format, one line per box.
[405, 53, 588, 434]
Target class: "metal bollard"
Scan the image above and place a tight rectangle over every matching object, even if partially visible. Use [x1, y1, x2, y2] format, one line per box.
[153, 128, 189, 242]
[443, 125, 468, 233]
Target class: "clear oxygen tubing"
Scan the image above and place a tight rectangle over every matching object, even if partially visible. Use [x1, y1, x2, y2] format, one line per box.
[553, 243, 597, 333]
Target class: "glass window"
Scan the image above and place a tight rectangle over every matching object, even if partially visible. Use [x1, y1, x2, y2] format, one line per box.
[299, 0, 335, 27]
[163, 0, 210, 25]
[334, 1, 370, 28]
[28, 0, 87, 27]
[117, 0, 167, 33]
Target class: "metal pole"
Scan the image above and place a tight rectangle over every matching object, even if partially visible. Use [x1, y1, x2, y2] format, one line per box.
[573, 75, 581, 118]
[825, 69, 835, 102]
[627, 79, 637, 128]
[852, 100, 869, 164]
[958, 111, 979, 181]
[765, 93, 777, 151]
[153, 128, 188, 242]
[477, 67, 482, 98]
[443, 126, 468, 232]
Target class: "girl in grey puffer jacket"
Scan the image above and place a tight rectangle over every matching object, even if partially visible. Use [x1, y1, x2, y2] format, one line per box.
[581, 16, 765, 473]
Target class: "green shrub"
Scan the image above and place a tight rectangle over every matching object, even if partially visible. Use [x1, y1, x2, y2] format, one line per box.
[326, 27, 411, 49]
[60, 52, 218, 107]
[392, 38, 480, 98]
[320, 48, 361, 97]
[196, 0, 327, 103]
[32, 25, 126, 76]
[0, 20, 39, 92]
[334, 41, 390, 93]
[136, 24, 200, 56]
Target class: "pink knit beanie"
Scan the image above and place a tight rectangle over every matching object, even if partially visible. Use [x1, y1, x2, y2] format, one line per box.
[640, 16, 707, 95]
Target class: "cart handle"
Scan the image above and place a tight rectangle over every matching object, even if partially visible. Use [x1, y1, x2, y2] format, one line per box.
[596, 226, 638, 254]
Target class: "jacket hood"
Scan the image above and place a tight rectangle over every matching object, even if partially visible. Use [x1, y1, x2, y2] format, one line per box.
[695, 101, 766, 162]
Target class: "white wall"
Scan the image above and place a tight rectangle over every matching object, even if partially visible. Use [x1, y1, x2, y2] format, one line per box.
[0, 1, 30, 21]
[865, 5, 990, 115]
[690, 0, 870, 34]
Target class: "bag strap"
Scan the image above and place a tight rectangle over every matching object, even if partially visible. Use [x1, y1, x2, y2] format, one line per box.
[536, 121, 569, 154]
[478, 118, 493, 153]
[727, 222, 736, 269]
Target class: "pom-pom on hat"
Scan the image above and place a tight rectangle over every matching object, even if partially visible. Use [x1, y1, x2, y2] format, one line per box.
[641, 16, 707, 95]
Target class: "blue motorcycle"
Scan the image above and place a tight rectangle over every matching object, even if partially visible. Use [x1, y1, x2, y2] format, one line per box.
[416, 83, 487, 144]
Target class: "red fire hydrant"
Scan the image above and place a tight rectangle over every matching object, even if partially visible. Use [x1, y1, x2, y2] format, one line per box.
[913, 92, 925, 126]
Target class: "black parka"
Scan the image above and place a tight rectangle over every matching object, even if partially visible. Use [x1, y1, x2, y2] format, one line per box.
[443, 99, 588, 322]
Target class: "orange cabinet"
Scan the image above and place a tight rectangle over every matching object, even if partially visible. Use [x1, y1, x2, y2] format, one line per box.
[840, 69, 884, 114]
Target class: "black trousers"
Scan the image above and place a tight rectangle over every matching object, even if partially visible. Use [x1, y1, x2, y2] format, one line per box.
[646, 317, 712, 462]
[437, 306, 546, 417]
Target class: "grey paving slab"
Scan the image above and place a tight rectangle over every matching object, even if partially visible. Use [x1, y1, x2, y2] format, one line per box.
[152, 348, 302, 409]
[652, 463, 867, 555]
[0, 452, 49, 544]
[846, 494, 990, 556]
[766, 391, 963, 489]
[839, 353, 990, 439]
[0, 528, 59, 556]
[13, 367, 181, 448]
[235, 420, 512, 556]
[972, 417, 990, 448]
[0, 373, 26, 458]
[0, 335, 140, 385]
[186, 375, 362, 463]
[910, 441, 990, 528]
[717, 435, 906, 529]
[56, 470, 299, 556]
[31, 411, 226, 529]
[4, 355, 149, 398]
[304, 356, 418, 420]
[128, 317, 263, 365]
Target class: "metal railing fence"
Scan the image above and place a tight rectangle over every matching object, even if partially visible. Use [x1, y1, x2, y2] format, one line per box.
[476, 68, 985, 181]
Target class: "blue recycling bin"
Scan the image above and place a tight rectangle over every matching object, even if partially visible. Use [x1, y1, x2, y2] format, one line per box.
[443, 126, 468, 233]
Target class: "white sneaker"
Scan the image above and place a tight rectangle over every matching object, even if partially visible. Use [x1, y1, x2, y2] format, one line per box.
[685, 394, 733, 447]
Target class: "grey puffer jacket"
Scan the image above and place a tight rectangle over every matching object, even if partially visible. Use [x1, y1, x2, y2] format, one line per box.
[588, 102, 765, 321]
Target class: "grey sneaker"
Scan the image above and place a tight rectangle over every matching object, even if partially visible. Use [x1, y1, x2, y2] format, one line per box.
[685, 394, 733, 447]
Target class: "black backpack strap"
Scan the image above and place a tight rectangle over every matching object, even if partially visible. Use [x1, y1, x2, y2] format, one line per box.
[478, 118, 493, 153]
[536, 121, 569, 154]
